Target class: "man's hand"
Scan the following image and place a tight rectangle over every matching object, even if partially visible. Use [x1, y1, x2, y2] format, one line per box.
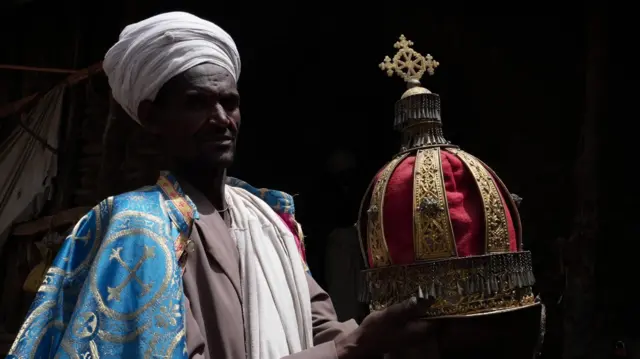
[335, 297, 438, 359]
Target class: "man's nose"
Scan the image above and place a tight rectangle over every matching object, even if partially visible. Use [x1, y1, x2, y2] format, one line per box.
[209, 103, 230, 125]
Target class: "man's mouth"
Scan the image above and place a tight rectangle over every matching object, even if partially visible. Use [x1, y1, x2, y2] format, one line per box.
[203, 135, 234, 146]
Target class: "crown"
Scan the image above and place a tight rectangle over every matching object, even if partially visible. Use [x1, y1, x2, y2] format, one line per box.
[379, 35, 448, 151]
[356, 35, 538, 318]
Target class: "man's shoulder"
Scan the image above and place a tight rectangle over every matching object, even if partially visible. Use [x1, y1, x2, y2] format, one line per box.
[111, 184, 161, 200]
[227, 177, 296, 215]
[105, 185, 165, 213]
[87, 185, 172, 237]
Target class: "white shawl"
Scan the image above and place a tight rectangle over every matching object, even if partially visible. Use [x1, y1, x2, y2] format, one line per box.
[226, 186, 314, 358]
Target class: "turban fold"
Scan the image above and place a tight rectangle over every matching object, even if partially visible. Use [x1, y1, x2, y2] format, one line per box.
[103, 11, 241, 123]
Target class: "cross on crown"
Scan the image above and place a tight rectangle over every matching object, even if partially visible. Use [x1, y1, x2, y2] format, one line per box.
[379, 35, 439, 84]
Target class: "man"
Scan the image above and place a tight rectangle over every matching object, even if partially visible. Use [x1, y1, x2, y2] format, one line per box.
[8, 12, 436, 359]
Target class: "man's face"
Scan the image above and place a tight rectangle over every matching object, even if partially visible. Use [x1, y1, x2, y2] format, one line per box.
[139, 63, 241, 170]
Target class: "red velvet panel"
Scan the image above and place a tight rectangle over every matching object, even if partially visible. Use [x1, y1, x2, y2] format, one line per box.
[382, 156, 416, 265]
[371, 150, 518, 268]
[440, 151, 485, 256]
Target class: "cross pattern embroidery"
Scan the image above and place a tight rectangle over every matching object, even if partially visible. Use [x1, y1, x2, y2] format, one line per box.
[63, 215, 92, 263]
[73, 312, 98, 339]
[106, 246, 155, 302]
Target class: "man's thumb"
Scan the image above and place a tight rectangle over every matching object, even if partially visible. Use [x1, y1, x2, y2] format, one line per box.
[386, 296, 435, 321]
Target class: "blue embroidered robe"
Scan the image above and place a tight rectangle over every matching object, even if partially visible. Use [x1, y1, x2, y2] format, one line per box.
[8, 173, 304, 359]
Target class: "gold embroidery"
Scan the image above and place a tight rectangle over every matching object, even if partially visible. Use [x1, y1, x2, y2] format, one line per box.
[166, 328, 186, 357]
[145, 333, 161, 359]
[106, 246, 155, 301]
[38, 284, 58, 293]
[88, 340, 100, 359]
[48, 202, 105, 279]
[447, 149, 510, 253]
[59, 337, 76, 358]
[13, 194, 184, 359]
[367, 153, 410, 267]
[29, 320, 65, 359]
[364, 251, 536, 317]
[73, 312, 98, 339]
[413, 148, 457, 260]
[96, 322, 150, 343]
[259, 188, 269, 198]
[90, 225, 173, 321]
[155, 301, 181, 328]
[9, 300, 57, 354]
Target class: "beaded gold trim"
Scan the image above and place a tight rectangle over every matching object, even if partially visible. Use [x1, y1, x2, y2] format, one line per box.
[474, 157, 524, 251]
[364, 251, 536, 317]
[368, 153, 410, 267]
[413, 148, 457, 260]
[446, 148, 511, 253]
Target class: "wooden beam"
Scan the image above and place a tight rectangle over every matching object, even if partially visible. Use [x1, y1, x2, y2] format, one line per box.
[0, 64, 77, 74]
[11, 206, 91, 236]
[0, 61, 103, 118]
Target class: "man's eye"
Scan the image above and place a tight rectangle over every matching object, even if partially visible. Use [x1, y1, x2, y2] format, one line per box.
[184, 94, 209, 108]
[221, 96, 239, 111]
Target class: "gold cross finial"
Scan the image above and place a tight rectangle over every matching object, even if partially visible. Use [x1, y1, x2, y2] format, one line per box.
[379, 35, 439, 83]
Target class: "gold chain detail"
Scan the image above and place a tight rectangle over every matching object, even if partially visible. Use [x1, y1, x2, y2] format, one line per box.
[368, 153, 410, 267]
[364, 251, 536, 317]
[447, 149, 510, 253]
[413, 148, 457, 260]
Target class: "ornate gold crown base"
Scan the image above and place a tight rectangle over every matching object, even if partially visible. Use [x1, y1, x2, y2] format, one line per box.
[363, 251, 536, 318]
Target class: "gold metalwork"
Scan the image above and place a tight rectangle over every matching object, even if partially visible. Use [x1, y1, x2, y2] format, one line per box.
[357, 175, 382, 269]
[368, 153, 410, 267]
[364, 251, 536, 317]
[473, 157, 524, 250]
[412, 148, 457, 260]
[447, 149, 511, 253]
[379, 35, 440, 82]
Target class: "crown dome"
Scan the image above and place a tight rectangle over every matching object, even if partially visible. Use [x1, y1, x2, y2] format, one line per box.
[358, 35, 536, 318]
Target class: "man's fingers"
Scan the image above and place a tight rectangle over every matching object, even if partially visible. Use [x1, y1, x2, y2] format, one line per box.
[403, 319, 439, 340]
[384, 296, 435, 322]
[397, 321, 441, 358]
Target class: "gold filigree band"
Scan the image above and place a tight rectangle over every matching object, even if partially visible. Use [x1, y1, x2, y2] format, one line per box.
[363, 251, 535, 317]
[413, 148, 457, 261]
[368, 153, 410, 267]
[446, 148, 511, 253]
[473, 156, 524, 250]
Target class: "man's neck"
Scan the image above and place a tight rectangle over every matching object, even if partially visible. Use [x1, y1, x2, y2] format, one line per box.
[175, 167, 227, 210]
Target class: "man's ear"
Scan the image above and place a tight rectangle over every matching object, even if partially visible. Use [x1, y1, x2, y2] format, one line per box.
[137, 99, 160, 134]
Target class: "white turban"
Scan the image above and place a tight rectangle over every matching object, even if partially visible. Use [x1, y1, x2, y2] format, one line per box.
[103, 11, 241, 123]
